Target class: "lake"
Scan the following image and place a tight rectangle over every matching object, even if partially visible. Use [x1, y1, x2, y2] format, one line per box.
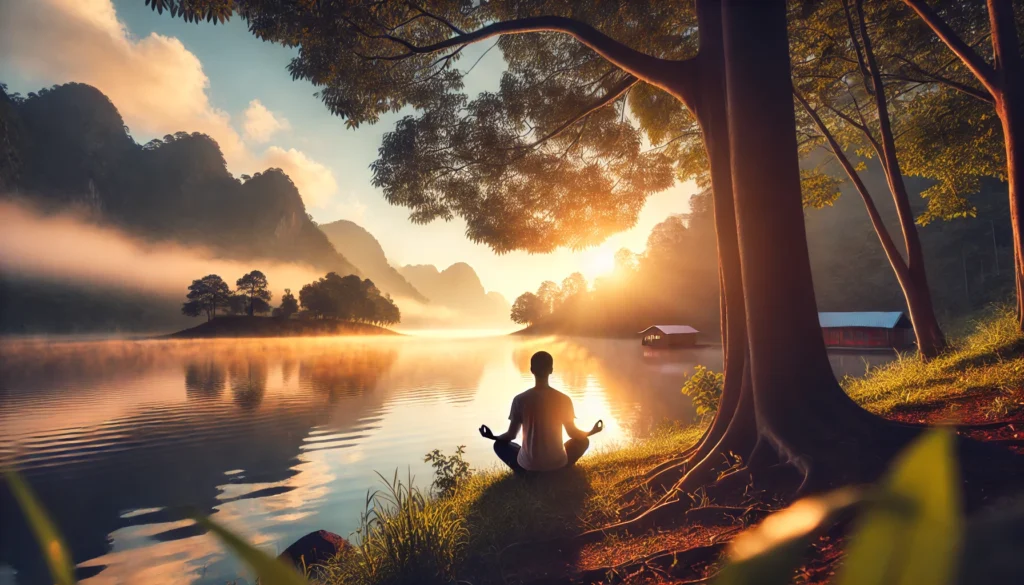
[0, 334, 893, 584]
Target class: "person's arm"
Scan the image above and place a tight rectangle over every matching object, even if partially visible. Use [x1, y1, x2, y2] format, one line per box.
[563, 397, 603, 439]
[479, 398, 522, 442]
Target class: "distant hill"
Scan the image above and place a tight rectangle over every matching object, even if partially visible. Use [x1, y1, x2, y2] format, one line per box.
[0, 82, 364, 333]
[1, 82, 358, 276]
[399, 263, 510, 325]
[319, 219, 426, 302]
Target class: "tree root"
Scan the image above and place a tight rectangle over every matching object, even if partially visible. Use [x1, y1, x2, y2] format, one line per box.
[571, 543, 727, 585]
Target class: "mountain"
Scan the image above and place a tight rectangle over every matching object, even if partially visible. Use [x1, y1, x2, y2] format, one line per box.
[399, 263, 510, 325]
[319, 219, 426, 302]
[0, 82, 362, 333]
[1, 82, 358, 276]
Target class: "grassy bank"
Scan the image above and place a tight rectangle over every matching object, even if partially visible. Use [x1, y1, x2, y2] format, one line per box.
[320, 307, 1024, 585]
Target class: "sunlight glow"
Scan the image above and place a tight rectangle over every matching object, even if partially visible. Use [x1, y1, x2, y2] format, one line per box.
[581, 247, 616, 280]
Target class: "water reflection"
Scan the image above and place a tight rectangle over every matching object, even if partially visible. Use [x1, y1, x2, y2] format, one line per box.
[0, 336, 892, 584]
[184, 362, 225, 400]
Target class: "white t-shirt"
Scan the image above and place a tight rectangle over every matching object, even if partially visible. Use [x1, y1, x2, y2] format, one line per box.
[509, 387, 575, 471]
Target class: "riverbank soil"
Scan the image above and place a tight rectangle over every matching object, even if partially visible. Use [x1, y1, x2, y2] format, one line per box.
[165, 315, 398, 338]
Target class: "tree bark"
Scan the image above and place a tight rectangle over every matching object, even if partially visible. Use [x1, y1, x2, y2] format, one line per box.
[989, 0, 1024, 327]
[722, 0, 913, 489]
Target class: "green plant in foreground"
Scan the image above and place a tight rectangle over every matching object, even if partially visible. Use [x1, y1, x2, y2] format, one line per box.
[328, 472, 468, 585]
[424, 445, 472, 498]
[682, 365, 724, 418]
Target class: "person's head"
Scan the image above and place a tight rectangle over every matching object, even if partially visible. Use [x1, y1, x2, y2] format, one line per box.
[530, 351, 554, 378]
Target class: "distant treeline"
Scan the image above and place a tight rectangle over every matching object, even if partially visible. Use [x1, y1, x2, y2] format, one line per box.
[181, 270, 400, 327]
[515, 171, 1015, 338]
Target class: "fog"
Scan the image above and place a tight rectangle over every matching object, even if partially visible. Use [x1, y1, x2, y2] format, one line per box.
[0, 199, 322, 298]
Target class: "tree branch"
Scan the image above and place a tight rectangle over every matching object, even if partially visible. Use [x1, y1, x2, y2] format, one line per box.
[795, 89, 911, 271]
[510, 75, 639, 151]
[347, 15, 691, 98]
[902, 0, 999, 94]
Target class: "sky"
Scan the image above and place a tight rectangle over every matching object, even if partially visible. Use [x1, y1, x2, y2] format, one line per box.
[0, 0, 699, 301]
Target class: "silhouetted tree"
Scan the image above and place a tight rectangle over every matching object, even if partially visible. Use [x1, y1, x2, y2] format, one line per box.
[235, 270, 271, 317]
[535, 281, 561, 316]
[182, 274, 230, 321]
[510, 292, 545, 326]
[298, 272, 401, 325]
[275, 288, 298, 319]
[559, 272, 588, 306]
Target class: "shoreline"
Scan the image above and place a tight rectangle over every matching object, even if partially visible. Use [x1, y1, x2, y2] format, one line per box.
[162, 315, 400, 339]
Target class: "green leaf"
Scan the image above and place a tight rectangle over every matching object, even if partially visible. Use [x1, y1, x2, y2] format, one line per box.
[837, 428, 962, 585]
[714, 488, 861, 585]
[191, 514, 310, 585]
[4, 470, 77, 585]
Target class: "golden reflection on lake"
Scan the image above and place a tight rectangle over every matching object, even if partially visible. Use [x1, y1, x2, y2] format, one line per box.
[0, 335, 890, 584]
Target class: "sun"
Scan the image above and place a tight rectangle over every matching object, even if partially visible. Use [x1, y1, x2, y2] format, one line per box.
[582, 248, 616, 279]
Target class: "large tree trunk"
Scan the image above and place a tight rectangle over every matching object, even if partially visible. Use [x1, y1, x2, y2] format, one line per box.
[989, 0, 1024, 328]
[722, 0, 912, 490]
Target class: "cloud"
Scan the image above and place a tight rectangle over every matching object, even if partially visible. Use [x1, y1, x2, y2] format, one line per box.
[243, 99, 291, 143]
[0, 0, 337, 210]
[260, 146, 338, 208]
[0, 0, 247, 167]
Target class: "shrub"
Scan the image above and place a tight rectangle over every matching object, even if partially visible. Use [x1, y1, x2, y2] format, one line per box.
[681, 365, 724, 418]
[423, 446, 472, 498]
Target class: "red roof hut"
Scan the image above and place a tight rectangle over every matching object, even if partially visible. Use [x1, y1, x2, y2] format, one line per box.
[818, 312, 914, 350]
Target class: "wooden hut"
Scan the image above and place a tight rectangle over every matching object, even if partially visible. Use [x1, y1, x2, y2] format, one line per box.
[818, 312, 914, 350]
[639, 325, 699, 348]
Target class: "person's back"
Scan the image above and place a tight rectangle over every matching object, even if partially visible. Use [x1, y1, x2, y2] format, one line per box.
[511, 386, 574, 471]
[479, 351, 603, 473]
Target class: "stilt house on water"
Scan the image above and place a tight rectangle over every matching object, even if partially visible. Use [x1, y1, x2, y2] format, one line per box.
[818, 312, 914, 350]
[639, 325, 699, 348]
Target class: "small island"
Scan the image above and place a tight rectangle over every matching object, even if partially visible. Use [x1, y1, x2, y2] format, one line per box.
[168, 269, 402, 338]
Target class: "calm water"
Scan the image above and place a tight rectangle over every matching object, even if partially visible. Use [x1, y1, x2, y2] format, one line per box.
[0, 334, 893, 584]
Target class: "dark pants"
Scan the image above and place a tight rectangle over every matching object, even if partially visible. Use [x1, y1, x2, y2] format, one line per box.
[493, 437, 590, 474]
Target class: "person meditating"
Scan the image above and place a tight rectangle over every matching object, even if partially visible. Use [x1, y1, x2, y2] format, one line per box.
[478, 351, 603, 473]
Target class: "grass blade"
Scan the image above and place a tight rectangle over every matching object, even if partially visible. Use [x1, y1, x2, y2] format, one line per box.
[191, 513, 309, 585]
[4, 470, 77, 585]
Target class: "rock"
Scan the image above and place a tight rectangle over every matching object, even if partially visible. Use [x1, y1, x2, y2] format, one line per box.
[278, 530, 352, 570]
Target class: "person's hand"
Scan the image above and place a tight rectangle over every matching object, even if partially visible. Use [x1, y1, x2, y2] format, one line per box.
[479, 424, 495, 440]
[589, 420, 604, 436]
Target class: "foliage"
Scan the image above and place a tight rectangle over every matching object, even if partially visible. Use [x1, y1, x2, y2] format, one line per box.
[299, 272, 401, 325]
[275, 288, 299, 319]
[681, 365, 725, 418]
[236, 270, 272, 317]
[192, 514, 310, 585]
[715, 429, 962, 585]
[182, 274, 231, 321]
[146, 0, 704, 255]
[510, 291, 544, 325]
[324, 474, 467, 585]
[423, 446, 472, 499]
